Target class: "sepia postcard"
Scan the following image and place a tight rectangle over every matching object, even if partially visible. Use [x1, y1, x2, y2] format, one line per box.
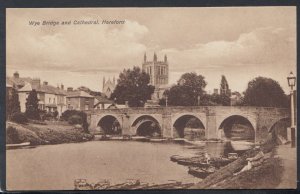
[4, 6, 297, 191]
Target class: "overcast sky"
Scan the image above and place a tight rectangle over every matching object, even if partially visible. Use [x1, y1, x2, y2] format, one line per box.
[6, 7, 296, 94]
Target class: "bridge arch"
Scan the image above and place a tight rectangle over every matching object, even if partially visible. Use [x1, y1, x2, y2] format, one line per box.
[218, 115, 255, 142]
[97, 115, 122, 135]
[131, 115, 162, 137]
[268, 117, 290, 143]
[172, 114, 206, 140]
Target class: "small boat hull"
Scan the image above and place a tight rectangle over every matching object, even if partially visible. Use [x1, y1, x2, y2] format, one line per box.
[188, 166, 216, 179]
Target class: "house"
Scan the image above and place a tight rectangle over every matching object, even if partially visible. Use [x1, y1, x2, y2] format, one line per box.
[18, 79, 67, 116]
[66, 89, 95, 111]
[7, 71, 33, 89]
[94, 95, 113, 109]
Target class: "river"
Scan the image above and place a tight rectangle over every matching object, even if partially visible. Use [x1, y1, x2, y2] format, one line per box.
[6, 141, 229, 190]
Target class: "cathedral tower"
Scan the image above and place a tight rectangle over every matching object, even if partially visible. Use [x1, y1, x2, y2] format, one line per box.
[142, 52, 169, 87]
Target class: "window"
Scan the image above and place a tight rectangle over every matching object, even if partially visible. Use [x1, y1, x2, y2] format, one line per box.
[53, 98, 56, 104]
[49, 98, 51, 103]
[85, 105, 89, 110]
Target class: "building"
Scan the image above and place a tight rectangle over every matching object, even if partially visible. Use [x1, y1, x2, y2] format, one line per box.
[66, 89, 95, 111]
[18, 79, 67, 116]
[213, 88, 219, 95]
[7, 71, 33, 89]
[142, 52, 169, 86]
[142, 52, 170, 100]
[102, 77, 116, 98]
[94, 95, 113, 109]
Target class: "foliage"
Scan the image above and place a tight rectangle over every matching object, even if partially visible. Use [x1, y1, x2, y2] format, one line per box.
[53, 110, 59, 118]
[220, 75, 230, 95]
[61, 110, 89, 133]
[7, 88, 21, 118]
[77, 86, 102, 96]
[243, 77, 288, 107]
[68, 115, 83, 125]
[11, 112, 28, 124]
[165, 72, 207, 106]
[6, 126, 21, 143]
[110, 66, 155, 107]
[25, 89, 40, 120]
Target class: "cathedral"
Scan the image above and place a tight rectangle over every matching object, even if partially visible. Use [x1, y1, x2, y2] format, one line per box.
[102, 77, 116, 98]
[142, 52, 170, 100]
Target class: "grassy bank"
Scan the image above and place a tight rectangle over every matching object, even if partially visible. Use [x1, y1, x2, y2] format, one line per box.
[6, 121, 94, 145]
[190, 139, 283, 189]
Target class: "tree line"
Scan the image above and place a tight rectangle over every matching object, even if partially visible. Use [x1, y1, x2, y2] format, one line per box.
[110, 66, 289, 108]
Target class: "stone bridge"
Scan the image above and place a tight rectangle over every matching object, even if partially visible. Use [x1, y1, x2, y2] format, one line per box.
[86, 106, 290, 143]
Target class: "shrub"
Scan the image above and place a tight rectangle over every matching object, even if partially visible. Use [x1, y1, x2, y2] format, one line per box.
[53, 110, 59, 118]
[62, 110, 89, 133]
[6, 126, 21, 143]
[11, 112, 28, 124]
[68, 115, 83, 125]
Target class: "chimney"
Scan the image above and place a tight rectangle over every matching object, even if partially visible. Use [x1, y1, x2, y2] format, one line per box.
[67, 87, 73, 92]
[13, 71, 19, 78]
[32, 78, 41, 89]
[125, 101, 128, 108]
[43, 81, 48, 85]
[61, 84, 64, 90]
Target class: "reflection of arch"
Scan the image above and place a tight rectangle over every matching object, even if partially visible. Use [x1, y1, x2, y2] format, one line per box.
[132, 115, 162, 137]
[218, 115, 255, 141]
[173, 114, 205, 139]
[97, 115, 122, 135]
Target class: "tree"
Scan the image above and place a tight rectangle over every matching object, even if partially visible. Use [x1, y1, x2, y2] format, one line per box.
[110, 66, 155, 107]
[220, 75, 229, 95]
[243, 77, 288, 107]
[166, 72, 207, 106]
[201, 93, 230, 106]
[25, 89, 40, 120]
[7, 88, 20, 118]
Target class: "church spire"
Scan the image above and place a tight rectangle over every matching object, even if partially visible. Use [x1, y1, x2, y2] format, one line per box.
[153, 52, 157, 62]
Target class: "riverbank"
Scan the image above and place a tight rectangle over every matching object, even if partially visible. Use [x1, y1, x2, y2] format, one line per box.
[189, 140, 285, 189]
[6, 121, 94, 146]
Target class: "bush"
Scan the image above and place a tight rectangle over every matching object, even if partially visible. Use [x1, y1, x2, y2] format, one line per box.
[62, 110, 89, 133]
[11, 112, 28, 124]
[68, 115, 83, 125]
[6, 126, 21, 143]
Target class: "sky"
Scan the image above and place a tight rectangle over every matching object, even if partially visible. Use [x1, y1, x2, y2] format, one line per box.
[6, 7, 296, 94]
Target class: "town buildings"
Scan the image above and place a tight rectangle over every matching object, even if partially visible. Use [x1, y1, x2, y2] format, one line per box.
[15, 78, 67, 116]
[66, 88, 95, 111]
[6, 72, 99, 118]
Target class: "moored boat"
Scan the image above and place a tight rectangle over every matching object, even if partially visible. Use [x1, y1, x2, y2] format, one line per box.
[184, 140, 206, 146]
[6, 142, 30, 149]
[131, 136, 150, 142]
[188, 166, 216, 179]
